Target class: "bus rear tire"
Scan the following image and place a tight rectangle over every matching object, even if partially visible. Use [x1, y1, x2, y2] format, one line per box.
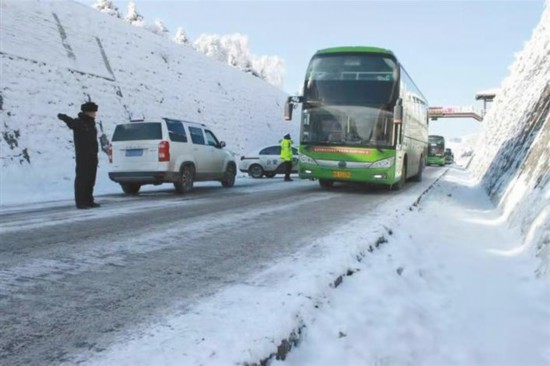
[412, 156, 424, 182]
[319, 179, 334, 188]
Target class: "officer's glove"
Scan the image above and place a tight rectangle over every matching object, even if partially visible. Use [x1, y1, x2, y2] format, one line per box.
[57, 113, 68, 121]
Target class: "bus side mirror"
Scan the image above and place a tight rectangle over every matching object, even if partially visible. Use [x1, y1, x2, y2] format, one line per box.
[284, 96, 303, 121]
[393, 98, 403, 125]
[392, 98, 403, 146]
[284, 99, 293, 121]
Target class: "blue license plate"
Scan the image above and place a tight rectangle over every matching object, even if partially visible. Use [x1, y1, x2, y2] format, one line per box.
[125, 149, 143, 157]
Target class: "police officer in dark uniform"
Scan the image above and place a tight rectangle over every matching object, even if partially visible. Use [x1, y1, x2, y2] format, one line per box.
[57, 102, 101, 209]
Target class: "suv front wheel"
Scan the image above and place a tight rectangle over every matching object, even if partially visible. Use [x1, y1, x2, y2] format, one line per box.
[174, 165, 194, 193]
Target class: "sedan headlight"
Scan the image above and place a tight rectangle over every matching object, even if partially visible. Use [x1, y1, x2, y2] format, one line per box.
[370, 157, 395, 169]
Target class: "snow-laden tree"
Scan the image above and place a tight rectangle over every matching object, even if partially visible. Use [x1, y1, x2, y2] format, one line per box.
[173, 27, 189, 45]
[194, 33, 285, 88]
[193, 34, 226, 63]
[125, 1, 144, 27]
[252, 55, 285, 89]
[194, 33, 255, 73]
[220, 34, 253, 70]
[148, 19, 169, 37]
[92, 0, 120, 18]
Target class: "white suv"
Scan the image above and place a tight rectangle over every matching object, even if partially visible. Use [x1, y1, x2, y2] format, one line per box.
[108, 118, 236, 194]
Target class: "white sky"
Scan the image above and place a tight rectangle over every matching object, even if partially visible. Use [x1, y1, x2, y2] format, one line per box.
[1, 1, 549, 364]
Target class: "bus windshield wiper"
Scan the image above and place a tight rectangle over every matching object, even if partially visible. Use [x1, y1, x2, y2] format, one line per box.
[373, 140, 384, 152]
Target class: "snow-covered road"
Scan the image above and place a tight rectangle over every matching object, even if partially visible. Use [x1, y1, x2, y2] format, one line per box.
[0, 170, 441, 365]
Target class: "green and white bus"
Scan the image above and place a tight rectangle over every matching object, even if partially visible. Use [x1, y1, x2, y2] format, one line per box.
[284, 46, 429, 189]
[427, 135, 446, 166]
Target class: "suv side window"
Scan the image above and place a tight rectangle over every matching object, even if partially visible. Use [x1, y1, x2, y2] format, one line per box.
[189, 126, 205, 145]
[260, 146, 280, 155]
[166, 120, 187, 142]
[204, 130, 220, 147]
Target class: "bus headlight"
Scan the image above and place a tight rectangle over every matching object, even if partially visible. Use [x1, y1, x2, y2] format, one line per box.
[370, 157, 395, 169]
[300, 155, 317, 165]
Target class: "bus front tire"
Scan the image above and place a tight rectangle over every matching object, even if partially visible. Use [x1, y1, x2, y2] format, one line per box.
[319, 179, 334, 188]
[392, 162, 407, 191]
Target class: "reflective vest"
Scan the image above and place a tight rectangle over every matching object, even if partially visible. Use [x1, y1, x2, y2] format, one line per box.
[280, 138, 293, 162]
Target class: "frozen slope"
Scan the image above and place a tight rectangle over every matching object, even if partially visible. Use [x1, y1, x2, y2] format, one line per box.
[469, 0, 550, 274]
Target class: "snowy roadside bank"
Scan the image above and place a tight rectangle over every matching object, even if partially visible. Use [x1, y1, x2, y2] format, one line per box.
[76, 166, 550, 366]
[276, 167, 550, 366]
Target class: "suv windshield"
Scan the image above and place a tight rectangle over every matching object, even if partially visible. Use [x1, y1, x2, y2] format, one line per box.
[112, 122, 162, 141]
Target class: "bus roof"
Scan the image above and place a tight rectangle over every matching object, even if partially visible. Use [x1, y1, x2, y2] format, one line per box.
[315, 46, 395, 57]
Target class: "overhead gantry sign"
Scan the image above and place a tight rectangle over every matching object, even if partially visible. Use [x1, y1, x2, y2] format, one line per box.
[429, 90, 497, 122]
[428, 106, 483, 122]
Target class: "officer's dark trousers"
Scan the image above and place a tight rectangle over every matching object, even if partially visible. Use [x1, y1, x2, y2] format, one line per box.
[74, 154, 98, 207]
[284, 161, 292, 180]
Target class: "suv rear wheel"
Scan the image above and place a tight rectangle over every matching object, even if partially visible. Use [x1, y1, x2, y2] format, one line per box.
[174, 165, 194, 193]
[121, 183, 141, 195]
[221, 164, 236, 187]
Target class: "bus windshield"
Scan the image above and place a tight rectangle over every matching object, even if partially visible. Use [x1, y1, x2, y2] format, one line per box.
[300, 105, 394, 148]
[304, 53, 398, 106]
[428, 135, 445, 154]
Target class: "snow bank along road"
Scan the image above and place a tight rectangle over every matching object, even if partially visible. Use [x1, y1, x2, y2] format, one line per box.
[0, 169, 443, 365]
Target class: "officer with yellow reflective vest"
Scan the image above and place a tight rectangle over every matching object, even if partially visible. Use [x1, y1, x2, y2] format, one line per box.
[280, 133, 293, 181]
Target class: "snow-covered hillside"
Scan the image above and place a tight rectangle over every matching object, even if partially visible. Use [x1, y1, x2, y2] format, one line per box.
[0, 0, 296, 203]
[469, 0, 549, 274]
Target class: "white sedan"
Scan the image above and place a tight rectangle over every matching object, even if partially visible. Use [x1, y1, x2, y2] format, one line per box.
[239, 145, 299, 178]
